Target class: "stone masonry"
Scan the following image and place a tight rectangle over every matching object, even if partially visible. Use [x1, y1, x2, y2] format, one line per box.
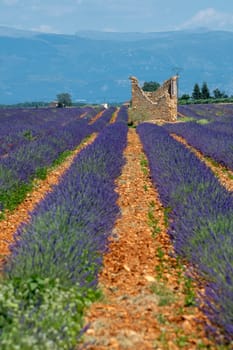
[128, 75, 178, 124]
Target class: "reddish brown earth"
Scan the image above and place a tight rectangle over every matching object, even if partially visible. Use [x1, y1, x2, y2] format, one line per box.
[80, 128, 219, 350]
[89, 110, 105, 124]
[171, 133, 233, 192]
[0, 108, 106, 266]
[0, 123, 232, 349]
[0, 134, 97, 269]
[110, 108, 120, 124]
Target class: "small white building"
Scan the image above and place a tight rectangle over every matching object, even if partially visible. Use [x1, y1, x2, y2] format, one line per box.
[49, 100, 58, 108]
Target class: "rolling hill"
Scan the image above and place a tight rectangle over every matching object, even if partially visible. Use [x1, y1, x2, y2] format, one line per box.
[0, 26, 233, 104]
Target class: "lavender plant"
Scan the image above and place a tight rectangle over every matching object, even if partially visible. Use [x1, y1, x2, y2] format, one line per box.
[137, 123, 233, 342]
[115, 105, 128, 123]
[0, 106, 98, 159]
[5, 122, 127, 284]
[0, 110, 95, 212]
[0, 122, 127, 348]
[165, 120, 233, 170]
[178, 103, 233, 122]
[91, 106, 116, 131]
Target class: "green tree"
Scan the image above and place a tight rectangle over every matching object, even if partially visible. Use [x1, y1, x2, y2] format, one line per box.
[213, 88, 228, 99]
[180, 93, 190, 100]
[56, 93, 72, 107]
[142, 81, 160, 92]
[213, 88, 222, 99]
[201, 82, 210, 99]
[192, 83, 202, 100]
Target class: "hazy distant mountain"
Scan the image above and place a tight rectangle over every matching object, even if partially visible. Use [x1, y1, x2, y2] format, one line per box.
[75, 30, 184, 41]
[0, 26, 39, 38]
[0, 27, 233, 104]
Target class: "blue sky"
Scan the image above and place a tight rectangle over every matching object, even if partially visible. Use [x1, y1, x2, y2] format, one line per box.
[1, 0, 233, 34]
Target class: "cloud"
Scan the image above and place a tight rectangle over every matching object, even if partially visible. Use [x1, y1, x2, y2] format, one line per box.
[179, 8, 233, 31]
[31, 24, 60, 34]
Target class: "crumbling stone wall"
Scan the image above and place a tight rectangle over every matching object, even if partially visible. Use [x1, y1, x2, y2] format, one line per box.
[128, 75, 178, 124]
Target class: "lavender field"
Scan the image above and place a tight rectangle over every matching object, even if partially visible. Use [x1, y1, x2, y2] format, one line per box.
[0, 106, 118, 214]
[0, 105, 129, 349]
[166, 104, 233, 170]
[0, 103, 232, 348]
[138, 121, 233, 342]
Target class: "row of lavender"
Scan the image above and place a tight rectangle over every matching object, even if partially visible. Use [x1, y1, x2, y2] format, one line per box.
[115, 105, 128, 124]
[90, 106, 116, 131]
[0, 106, 98, 156]
[178, 103, 233, 122]
[0, 106, 116, 213]
[0, 121, 128, 349]
[167, 104, 233, 170]
[137, 123, 233, 343]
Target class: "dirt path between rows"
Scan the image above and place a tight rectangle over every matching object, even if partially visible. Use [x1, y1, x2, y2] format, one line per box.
[170, 133, 233, 192]
[0, 134, 97, 269]
[89, 110, 105, 124]
[80, 128, 216, 350]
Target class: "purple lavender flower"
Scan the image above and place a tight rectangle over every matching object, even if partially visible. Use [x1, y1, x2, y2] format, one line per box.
[137, 122, 233, 342]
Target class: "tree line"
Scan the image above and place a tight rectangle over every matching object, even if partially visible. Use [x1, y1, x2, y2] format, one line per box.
[180, 82, 231, 102]
[141, 80, 233, 104]
[1, 81, 232, 108]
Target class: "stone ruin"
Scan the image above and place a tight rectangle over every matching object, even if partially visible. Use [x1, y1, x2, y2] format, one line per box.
[128, 75, 178, 125]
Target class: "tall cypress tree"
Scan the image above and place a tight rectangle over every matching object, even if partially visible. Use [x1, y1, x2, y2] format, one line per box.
[201, 82, 210, 99]
[192, 83, 201, 100]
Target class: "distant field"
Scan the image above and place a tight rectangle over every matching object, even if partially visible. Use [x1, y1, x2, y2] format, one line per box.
[0, 104, 232, 348]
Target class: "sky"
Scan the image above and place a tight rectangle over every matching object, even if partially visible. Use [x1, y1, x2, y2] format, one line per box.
[1, 0, 233, 34]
